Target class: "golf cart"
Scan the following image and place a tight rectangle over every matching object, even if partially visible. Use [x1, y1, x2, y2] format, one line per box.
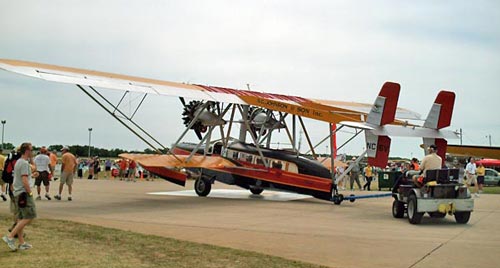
[392, 168, 474, 224]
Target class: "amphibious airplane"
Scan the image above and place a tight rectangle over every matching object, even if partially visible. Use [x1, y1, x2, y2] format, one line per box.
[0, 59, 459, 203]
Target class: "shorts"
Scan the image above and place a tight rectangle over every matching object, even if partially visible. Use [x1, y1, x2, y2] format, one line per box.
[477, 175, 485, 185]
[61, 171, 74, 186]
[465, 174, 477, 186]
[35, 171, 50, 186]
[15, 194, 37, 220]
[105, 167, 111, 171]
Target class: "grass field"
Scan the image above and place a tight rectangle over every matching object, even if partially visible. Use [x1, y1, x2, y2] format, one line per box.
[0, 214, 325, 268]
[482, 186, 500, 194]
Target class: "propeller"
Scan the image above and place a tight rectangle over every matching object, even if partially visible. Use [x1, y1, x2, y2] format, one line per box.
[181, 100, 225, 140]
[248, 107, 285, 137]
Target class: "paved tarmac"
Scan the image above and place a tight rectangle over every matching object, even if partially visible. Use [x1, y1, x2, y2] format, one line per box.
[1, 179, 499, 268]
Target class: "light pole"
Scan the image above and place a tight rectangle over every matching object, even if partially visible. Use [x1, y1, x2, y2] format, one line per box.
[1, 120, 6, 152]
[88, 128, 93, 158]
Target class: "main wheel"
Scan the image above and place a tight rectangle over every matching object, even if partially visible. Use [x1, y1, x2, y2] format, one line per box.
[194, 177, 211, 197]
[250, 187, 264, 195]
[332, 194, 344, 205]
[392, 199, 405, 218]
[454, 212, 471, 224]
[407, 194, 424, 224]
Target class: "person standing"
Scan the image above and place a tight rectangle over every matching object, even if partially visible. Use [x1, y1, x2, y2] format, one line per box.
[476, 162, 485, 195]
[54, 147, 77, 201]
[49, 150, 58, 181]
[77, 158, 84, 179]
[34, 146, 52, 200]
[349, 157, 362, 191]
[2, 142, 37, 251]
[465, 157, 479, 197]
[0, 153, 6, 201]
[128, 160, 137, 182]
[119, 159, 127, 180]
[363, 163, 374, 191]
[104, 159, 112, 179]
[93, 157, 100, 180]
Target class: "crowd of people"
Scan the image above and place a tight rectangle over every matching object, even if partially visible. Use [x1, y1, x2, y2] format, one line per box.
[0, 143, 152, 252]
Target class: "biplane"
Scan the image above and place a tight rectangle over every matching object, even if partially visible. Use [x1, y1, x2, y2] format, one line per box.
[0, 59, 460, 203]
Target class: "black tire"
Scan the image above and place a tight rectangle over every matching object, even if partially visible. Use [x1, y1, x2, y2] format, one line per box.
[332, 194, 344, 205]
[407, 194, 424, 224]
[392, 199, 405, 218]
[429, 212, 446, 218]
[454, 211, 471, 224]
[250, 187, 264, 195]
[194, 177, 211, 197]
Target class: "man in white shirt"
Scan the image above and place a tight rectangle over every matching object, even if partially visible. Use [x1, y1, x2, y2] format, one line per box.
[465, 157, 479, 197]
[34, 146, 52, 200]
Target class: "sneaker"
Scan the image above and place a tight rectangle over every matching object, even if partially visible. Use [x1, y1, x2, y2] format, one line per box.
[2, 235, 17, 251]
[54, 195, 61, 200]
[18, 243, 32, 250]
[475, 193, 480, 198]
[36, 196, 42, 201]
[68, 197, 72, 201]
[45, 194, 52, 201]
[1, 194, 6, 202]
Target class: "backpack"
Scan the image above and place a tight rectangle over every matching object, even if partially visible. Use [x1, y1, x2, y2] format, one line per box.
[2, 151, 21, 184]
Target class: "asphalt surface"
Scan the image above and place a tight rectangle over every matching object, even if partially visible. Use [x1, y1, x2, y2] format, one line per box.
[1, 179, 498, 268]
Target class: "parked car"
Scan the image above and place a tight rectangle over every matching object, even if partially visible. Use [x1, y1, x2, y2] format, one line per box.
[484, 168, 500, 186]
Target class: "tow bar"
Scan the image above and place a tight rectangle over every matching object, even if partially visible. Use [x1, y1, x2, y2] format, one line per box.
[332, 193, 393, 205]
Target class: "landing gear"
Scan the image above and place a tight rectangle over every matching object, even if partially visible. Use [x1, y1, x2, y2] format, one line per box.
[249, 187, 264, 195]
[332, 194, 344, 205]
[194, 177, 212, 197]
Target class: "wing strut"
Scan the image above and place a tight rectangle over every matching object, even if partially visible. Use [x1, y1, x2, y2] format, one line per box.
[77, 84, 172, 157]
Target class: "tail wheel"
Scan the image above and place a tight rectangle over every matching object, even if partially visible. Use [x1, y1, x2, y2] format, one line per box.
[392, 199, 405, 218]
[249, 187, 264, 195]
[194, 177, 212, 197]
[407, 194, 424, 224]
[454, 212, 471, 224]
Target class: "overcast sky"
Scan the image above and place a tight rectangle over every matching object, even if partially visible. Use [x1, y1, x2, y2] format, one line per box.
[0, 0, 499, 158]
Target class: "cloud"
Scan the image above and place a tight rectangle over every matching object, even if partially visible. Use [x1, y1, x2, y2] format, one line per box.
[1, 0, 499, 156]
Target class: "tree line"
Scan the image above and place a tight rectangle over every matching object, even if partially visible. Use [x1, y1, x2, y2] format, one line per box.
[1, 143, 165, 157]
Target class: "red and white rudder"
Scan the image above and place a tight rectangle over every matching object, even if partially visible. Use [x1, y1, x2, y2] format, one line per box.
[365, 82, 400, 168]
[422, 91, 456, 165]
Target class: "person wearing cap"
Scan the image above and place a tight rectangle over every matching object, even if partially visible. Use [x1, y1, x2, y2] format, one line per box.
[54, 147, 77, 201]
[34, 146, 52, 200]
[349, 156, 362, 191]
[465, 157, 479, 197]
[412, 144, 442, 187]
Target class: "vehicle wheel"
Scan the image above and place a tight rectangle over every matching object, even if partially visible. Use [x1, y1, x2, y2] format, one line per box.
[392, 199, 405, 218]
[332, 194, 344, 205]
[454, 212, 471, 224]
[194, 177, 211, 197]
[429, 212, 446, 218]
[250, 187, 264, 195]
[407, 194, 424, 224]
